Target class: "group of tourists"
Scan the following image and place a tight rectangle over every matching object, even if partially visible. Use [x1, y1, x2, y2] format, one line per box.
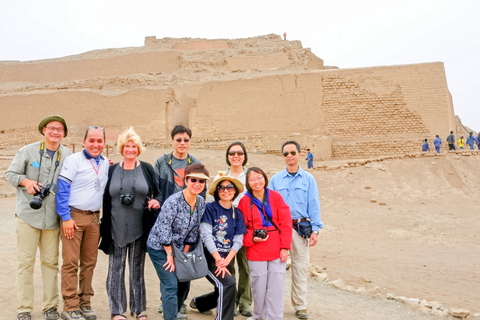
[8, 115, 323, 320]
[423, 131, 480, 153]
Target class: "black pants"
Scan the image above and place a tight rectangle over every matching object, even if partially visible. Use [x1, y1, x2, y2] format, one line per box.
[449, 143, 456, 150]
[194, 250, 236, 320]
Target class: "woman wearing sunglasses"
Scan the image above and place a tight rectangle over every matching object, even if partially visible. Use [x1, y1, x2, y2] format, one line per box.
[210, 141, 253, 316]
[190, 176, 247, 319]
[237, 167, 292, 320]
[147, 163, 210, 320]
[99, 127, 161, 320]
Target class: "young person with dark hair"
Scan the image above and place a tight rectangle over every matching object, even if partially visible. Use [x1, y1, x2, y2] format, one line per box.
[148, 164, 210, 320]
[238, 167, 292, 320]
[208, 141, 252, 316]
[190, 176, 247, 320]
[153, 125, 205, 315]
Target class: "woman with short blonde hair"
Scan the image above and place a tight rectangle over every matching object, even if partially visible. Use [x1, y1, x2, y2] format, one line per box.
[100, 127, 160, 320]
[117, 127, 146, 155]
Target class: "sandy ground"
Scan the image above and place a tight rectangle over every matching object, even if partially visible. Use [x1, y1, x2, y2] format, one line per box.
[0, 147, 479, 319]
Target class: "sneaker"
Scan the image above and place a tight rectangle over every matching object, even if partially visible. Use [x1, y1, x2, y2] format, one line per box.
[60, 311, 85, 320]
[189, 299, 213, 315]
[295, 309, 308, 319]
[179, 303, 187, 314]
[177, 312, 188, 320]
[17, 313, 32, 320]
[234, 308, 238, 316]
[239, 306, 253, 317]
[45, 307, 60, 319]
[157, 302, 163, 313]
[79, 306, 96, 320]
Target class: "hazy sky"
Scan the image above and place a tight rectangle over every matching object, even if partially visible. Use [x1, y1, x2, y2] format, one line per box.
[1, 0, 479, 131]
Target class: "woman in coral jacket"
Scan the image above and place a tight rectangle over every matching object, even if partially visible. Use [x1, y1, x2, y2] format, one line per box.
[237, 167, 292, 320]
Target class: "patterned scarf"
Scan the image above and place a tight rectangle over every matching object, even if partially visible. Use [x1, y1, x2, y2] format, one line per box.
[246, 189, 274, 228]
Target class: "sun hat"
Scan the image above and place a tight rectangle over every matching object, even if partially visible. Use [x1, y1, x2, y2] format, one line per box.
[208, 176, 244, 196]
[38, 115, 68, 137]
[185, 172, 211, 180]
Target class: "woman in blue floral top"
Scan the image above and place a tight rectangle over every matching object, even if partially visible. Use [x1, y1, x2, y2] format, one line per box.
[147, 164, 210, 320]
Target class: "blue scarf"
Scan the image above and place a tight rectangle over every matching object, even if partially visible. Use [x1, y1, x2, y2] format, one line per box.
[246, 189, 274, 228]
[83, 149, 102, 165]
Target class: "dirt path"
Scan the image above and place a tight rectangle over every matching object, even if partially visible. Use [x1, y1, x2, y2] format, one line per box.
[1, 197, 442, 320]
[1, 148, 478, 319]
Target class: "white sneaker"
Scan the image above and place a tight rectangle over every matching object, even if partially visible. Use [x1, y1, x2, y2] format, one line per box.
[177, 312, 188, 320]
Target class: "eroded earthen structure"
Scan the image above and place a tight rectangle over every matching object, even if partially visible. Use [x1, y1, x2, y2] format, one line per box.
[0, 35, 461, 159]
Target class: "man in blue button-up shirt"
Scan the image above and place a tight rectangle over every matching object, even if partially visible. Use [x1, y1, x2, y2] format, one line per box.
[269, 140, 322, 320]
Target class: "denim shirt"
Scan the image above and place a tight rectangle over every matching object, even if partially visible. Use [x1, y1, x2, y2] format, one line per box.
[269, 166, 323, 231]
[147, 191, 206, 251]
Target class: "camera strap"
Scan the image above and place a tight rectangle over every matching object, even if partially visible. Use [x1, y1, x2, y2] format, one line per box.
[37, 141, 62, 184]
[249, 192, 280, 234]
[120, 161, 137, 198]
[166, 153, 193, 189]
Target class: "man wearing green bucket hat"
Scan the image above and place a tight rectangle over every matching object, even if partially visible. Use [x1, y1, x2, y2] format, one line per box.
[6, 115, 72, 320]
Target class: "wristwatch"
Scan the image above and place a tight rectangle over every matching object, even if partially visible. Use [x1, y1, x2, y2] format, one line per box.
[166, 253, 173, 257]
[313, 231, 319, 235]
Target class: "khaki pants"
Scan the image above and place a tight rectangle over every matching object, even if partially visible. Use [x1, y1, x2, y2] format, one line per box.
[60, 212, 100, 311]
[290, 230, 309, 311]
[231, 246, 252, 309]
[16, 217, 60, 313]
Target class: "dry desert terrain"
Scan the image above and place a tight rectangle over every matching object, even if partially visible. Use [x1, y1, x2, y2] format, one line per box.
[0, 146, 478, 319]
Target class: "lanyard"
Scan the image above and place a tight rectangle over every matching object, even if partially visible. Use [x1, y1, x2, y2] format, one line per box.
[89, 159, 101, 175]
[89, 158, 103, 191]
[120, 162, 137, 196]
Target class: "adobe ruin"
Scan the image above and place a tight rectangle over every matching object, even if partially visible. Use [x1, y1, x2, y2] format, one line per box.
[0, 35, 461, 159]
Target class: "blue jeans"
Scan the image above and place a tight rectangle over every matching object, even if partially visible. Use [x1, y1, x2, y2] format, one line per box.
[147, 246, 190, 320]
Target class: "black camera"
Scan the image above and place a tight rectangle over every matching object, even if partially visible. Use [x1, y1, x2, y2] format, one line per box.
[253, 228, 268, 239]
[30, 183, 58, 210]
[120, 193, 135, 205]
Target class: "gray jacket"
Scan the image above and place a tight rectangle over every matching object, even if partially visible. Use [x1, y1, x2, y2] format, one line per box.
[5, 141, 72, 229]
[154, 152, 205, 205]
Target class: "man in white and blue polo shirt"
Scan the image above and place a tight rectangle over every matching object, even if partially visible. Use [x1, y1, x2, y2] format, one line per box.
[56, 127, 109, 320]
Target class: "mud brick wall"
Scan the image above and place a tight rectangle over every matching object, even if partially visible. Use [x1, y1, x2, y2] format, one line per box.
[192, 62, 454, 159]
[0, 51, 180, 84]
[332, 139, 422, 159]
[321, 63, 454, 140]
[0, 89, 172, 146]
[226, 54, 292, 70]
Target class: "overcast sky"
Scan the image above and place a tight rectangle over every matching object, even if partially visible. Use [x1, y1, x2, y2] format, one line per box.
[1, 0, 479, 131]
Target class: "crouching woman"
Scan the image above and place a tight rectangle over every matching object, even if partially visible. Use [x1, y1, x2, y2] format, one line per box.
[190, 176, 247, 320]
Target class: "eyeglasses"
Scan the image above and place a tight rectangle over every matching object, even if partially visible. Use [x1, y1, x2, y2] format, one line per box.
[175, 138, 190, 143]
[45, 126, 64, 133]
[248, 176, 265, 183]
[283, 151, 297, 157]
[89, 126, 104, 131]
[228, 150, 245, 156]
[189, 178, 206, 184]
[217, 184, 235, 192]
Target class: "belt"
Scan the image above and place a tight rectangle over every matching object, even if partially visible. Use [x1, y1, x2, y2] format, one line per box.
[70, 207, 100, 215]
[292, 217, 310, 224]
